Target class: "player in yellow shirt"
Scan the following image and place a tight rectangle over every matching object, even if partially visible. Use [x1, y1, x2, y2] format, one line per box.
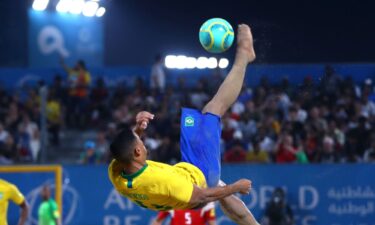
[0, 179, 29, 225]
[109, 24, 259, 225]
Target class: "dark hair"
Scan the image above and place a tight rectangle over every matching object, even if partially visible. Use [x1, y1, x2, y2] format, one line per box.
[109, 126, 136, 164]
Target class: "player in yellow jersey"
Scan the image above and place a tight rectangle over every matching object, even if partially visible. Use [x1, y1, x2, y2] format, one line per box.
[109, 24, 260, 225]
[0, 179, 29, 225]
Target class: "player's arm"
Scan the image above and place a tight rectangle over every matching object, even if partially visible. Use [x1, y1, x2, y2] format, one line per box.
[189, 179, 251, 208]
[51, 200, 61, 225]
[151, 211, 169, 225]
[133, 111, 154, 137]
[9, 184, 29, 225]
[60, 57, 70, 73]
[18, 201, 29, 225]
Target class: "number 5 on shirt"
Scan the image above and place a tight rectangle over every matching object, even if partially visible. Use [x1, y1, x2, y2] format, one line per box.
[185, 212, 192, 224]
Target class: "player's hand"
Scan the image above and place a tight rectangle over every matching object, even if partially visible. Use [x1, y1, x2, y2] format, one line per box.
[236, 24, 256, 63]
[233, 179, 252, 195]
[135, 111, 155, 130]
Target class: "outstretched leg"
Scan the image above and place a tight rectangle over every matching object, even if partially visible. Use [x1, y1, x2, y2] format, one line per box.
[203, 24, 256, 116]
[218, 180, 260, 225]
[179, 24, 256, 187]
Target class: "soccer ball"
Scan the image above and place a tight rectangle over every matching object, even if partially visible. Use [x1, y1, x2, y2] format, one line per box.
[199, 18, 234, 53]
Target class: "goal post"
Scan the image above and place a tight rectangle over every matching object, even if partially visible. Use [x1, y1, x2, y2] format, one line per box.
[0, 165, 63, 214]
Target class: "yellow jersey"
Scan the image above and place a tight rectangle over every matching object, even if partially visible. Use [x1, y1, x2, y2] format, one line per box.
[108, 160, 206, 211]
[46, 100, 61, 124]
[0, 179, 25, 225]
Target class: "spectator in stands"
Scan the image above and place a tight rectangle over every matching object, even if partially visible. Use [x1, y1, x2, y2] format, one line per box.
[24, 89, 40, 115]
[364, 151, 375, 163]
[221, 113, 237, 145]
[3, 63, 375, 164]
[79, 140, 100, 164]
[262, 187, 294, 225]
[16, 122, 32, 162]
[320, 65, 341, 100]
[150, 54, 166, 93]
[61, 59, 91, 128]
[247, 140, 269, 163]
[18, 114, 39, 161]
[287, 106, 306, 142]
[327, 119, 345, 149]
[90, 77, 109, 127]
[190, 80, 209, 109]
[307, 107, 327, 133]
[5, 102, 21, 135]
[347, 116, 371, 159]
[361, 93, 375, 118]
[363, 135, 375, 163]
[274, 133, 297, 163]
[0, 122, 14, 164]
[155, 136, 180, 164]
[47, 93, 62, 146]
[223, 130, 247, 163]
[315, 136, 340, 163]
[113, 104, 134, 125]
[304, 126, 319, 162]
[0, 123, 12, 146]
[257, 127, 275, 156]
[96, 130, 109, 162]
[239, 111, 257, 141]
[0, 85, 10, 121]
[106, 122, 117, 142]
[50, 74, 66, 103]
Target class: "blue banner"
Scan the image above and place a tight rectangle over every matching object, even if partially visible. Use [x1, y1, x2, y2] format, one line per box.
[28, 10, 103, 68]
[1, 64, 375, 91]
[2, 164, 375, 225]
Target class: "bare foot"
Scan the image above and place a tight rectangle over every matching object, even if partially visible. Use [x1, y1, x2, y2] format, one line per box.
[236, 24, 256, 64]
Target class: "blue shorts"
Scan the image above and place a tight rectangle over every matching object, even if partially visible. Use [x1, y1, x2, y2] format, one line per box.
[180, 108, 221, 187]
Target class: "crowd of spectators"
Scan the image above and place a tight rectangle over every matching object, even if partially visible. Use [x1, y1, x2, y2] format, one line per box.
[1, 63, 375, 165]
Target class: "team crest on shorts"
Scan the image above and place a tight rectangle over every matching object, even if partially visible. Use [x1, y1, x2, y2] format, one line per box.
[184, 116, 194, 127]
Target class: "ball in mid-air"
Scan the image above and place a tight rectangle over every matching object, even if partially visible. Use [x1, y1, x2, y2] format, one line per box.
[199, 18, 234, 53]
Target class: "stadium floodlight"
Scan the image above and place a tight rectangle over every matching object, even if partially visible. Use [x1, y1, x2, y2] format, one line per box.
[175, 55, 187, 69]
[165, 55, 177, 69]
[207, 57, 218, 69]
[56, 0, 72, 13]
[196, 57, 208, 69]
[69, 0, 85, 14]
[96, 7, 106, 17]
[82, 1, 99, 17]
[32, 0, 49, 11]
[218, 58, 229, 68]
[185, 57, 197, 69]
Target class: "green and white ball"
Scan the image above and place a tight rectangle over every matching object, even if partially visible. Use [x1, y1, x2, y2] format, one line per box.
[199, 18, 234, 53]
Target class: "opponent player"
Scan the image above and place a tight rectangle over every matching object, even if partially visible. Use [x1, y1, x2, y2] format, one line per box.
[109, 24, 259, 225]
[151, 202, 216, 225]
[0, 179, 29, 225]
